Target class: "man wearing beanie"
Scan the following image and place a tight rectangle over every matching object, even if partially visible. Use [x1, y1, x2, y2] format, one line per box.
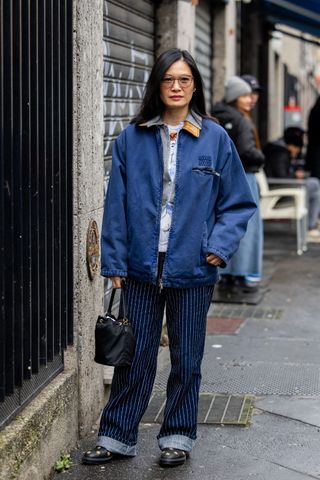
[212, 76, 265, 293]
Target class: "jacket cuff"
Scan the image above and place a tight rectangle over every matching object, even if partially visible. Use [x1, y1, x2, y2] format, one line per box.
[207, 247, 228, 268]
[100, 269, 128, 278]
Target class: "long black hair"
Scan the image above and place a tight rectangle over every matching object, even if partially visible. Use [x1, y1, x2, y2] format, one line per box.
[132, 48, 207, 124]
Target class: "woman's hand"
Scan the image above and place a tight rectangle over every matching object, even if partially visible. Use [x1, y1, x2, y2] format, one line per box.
[109, 276, 125, 289]
[206, 253, 223, 266]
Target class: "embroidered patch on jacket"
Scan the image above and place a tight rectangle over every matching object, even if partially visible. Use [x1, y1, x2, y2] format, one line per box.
[199, 155, 212, 167]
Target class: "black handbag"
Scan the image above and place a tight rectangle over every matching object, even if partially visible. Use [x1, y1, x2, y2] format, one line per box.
[94, 284, 135, 367]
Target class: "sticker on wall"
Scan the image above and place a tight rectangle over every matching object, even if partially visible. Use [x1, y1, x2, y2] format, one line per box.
[87, 219, 100, 280]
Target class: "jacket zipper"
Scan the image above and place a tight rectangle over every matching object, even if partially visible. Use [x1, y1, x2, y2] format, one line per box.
[155, 127, 165, 291]
[158, 130, 181, 291]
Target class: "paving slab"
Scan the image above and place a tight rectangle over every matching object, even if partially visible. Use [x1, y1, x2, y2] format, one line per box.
[56, 420, 320, 480]
[198, 412, 320, 479]
[255, 396, 320, 428]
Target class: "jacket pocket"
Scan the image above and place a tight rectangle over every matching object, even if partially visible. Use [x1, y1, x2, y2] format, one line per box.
[192, 166, 221, 176]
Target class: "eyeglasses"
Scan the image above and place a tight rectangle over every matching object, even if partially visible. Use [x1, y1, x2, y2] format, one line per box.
[161, 75, 194, 89]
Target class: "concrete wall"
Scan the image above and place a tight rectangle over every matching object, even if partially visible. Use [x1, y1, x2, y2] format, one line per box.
[268, 34, 285, 140]
[177, 0, 196, 55]
[155, 0, 196, 55]
[224, 0, 237, 79]
[0, 367, 78, 480]
[73, 0, 105, 438]
[155, 0, 178, 54]
[212, 3, 227, 104]
[0, 1, 105, 478]
[212, 0, 239, 104]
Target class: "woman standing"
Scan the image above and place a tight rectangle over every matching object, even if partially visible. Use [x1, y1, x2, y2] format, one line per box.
[83, 50, 256, 468]
[212, 76, 265, 291]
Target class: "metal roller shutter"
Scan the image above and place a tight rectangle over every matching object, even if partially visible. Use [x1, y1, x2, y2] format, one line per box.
[103, 0, 155, 182]
[195, 1, 213, 111]
[102, 0, 154, 307]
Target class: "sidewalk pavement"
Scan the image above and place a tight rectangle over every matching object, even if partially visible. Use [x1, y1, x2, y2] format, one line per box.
[53, 222, 320, 480]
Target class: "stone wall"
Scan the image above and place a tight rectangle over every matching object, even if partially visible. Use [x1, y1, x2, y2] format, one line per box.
[72, 0, 105, 438]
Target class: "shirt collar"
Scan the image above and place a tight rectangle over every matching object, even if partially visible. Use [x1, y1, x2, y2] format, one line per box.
[139, 110, 202, 138]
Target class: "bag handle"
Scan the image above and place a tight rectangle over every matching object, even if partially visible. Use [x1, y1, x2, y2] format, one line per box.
[107, 280, 127, 319]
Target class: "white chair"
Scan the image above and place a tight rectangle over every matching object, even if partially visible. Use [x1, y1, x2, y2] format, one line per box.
[255, 169, 308, 255]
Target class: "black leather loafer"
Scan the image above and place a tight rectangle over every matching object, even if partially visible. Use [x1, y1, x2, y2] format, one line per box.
[159, 447, 189, 467]
[82, 446, 113, 465]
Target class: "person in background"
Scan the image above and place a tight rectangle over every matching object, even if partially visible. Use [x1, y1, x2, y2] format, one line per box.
[306, 96, 320, 180]
[241, 74, 263, 112]
[212, 76, 265, 292]
[241, 74, 263, 149]
[241, 74, 265, 283]
[264, 127, 320, 242]
[82, 49, 256, 469]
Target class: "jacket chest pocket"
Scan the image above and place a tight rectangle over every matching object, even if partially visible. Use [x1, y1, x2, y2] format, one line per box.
[192, 166, 221, 177]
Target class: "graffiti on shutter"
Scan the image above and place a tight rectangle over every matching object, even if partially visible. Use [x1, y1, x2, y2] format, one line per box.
[103, 0, 155, 188]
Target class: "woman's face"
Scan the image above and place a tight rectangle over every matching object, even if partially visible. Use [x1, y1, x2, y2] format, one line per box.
[235, 93, 252, 112]
[160, 60, 195, 113]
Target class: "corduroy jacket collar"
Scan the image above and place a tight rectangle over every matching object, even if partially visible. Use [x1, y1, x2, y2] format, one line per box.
[139, 110, 202, 138]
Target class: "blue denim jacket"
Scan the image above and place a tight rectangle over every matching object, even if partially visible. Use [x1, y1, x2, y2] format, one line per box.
[101, 116, 257, 288]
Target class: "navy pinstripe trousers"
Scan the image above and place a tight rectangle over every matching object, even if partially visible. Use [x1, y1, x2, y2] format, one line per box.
[97, 278, 214, 456]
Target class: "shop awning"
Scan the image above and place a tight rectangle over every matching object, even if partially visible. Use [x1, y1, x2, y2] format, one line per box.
[262, 0, 320, 37]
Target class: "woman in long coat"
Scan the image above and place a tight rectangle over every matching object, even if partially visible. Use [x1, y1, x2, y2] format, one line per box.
[212, 76, 265, 291]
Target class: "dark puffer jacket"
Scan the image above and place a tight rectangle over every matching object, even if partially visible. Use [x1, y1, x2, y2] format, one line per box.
[212, 101, 264, 173]
[263, 139, 293, 178]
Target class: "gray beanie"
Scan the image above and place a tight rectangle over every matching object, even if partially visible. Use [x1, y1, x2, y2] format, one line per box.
[225, 76, 252, 103]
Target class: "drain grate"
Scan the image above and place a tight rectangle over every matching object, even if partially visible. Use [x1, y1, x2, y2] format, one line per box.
[142, 393, 253, 425]
[209, 304, 284, 320]
[154, 359, 320, 396]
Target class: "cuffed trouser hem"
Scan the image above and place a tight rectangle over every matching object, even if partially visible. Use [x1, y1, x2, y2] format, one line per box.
[158, 435, 195, 453]
[97, 436, 137, 456]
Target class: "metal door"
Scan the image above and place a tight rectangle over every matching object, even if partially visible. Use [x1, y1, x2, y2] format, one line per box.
[0, 0, 73, 428]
